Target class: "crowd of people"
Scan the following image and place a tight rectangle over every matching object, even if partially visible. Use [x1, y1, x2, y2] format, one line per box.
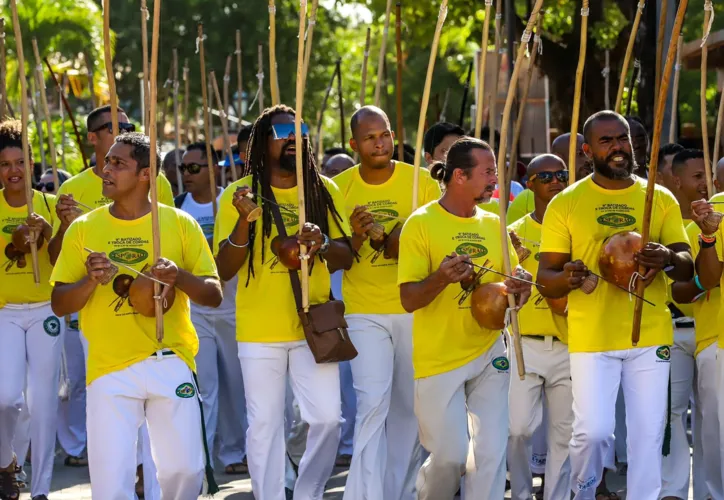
[0, 97, 722, 500]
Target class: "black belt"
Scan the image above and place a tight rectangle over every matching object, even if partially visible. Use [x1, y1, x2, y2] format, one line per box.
[149, 349, 175, 358]
[526, 335, 559, 342]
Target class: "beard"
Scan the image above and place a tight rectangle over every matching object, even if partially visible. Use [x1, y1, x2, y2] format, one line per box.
[279, 141, 298, 172]
[474, 184, 496, 203]
[593, 151, 634, 180]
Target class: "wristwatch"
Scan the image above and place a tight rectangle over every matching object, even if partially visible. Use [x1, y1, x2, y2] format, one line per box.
[319, 233, 330, 254]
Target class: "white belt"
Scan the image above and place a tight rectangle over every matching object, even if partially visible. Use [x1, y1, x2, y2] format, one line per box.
[3, 300, 51, 310]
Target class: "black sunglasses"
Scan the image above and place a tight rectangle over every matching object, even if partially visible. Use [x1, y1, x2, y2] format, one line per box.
[179, 163, 209, 175]
[90, 122, 136, 134]
[36, 182, 55, 192]
[529, 171, 569, 184]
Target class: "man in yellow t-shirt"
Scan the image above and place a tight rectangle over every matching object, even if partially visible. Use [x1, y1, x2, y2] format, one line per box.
[538, 111, 692, 500]
[214, 105, 354, 499]
[334, 106, 440, 499]
[50, 133, 222, 499]
[507, 154, 572, 500]
[661, 148, 711, 499]
[398, 137, 531, 500]
[0, 120, 63, 500]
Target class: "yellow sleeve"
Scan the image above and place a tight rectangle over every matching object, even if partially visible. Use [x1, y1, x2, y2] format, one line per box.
[49, 219, 86, 286]
[540, 195, 571, 254]
[324, 177, 351, 240]
[659, 194, 689, 247]
[422, 171, 442, 205]
[158, 174, 175, 206]
[397, 215, 430, 285]
[213, 185, 238, 256]
[181, 213, 219, 278]
[506, 190, 531, 224]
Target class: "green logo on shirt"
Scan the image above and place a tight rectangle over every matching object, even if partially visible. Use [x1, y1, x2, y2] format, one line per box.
[43, 316, 61, 337]
[2, 224, 17, 234]
[492, 356, 509, 371]
[534, 253, 540, 261]
[371, 208, 399, 222]
[109, 248, 148, 265]
[175, 382, 196, 398]
[69, 319, 79, 330]
[455, 242, 488, 259]
[656, 346, 671, 361]
[596, 213, 636, 228]
[281, 211, 299, 227]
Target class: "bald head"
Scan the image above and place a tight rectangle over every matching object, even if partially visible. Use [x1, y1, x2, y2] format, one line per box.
[551, 133, 590, 179]
[350, 106, 391, 138]
[350, 105, 394, 170]
[716, 157, 724, 194]
[322, 153, 355, 178]
[528, 153, 567, 177]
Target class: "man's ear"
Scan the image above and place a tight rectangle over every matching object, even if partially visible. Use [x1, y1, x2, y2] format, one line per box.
[424, 152, 433, 165]
[581, 143, 592, 159]
[87, 132, 97, 146]
[139, 167, 151, 182]
[349, 138, 359, 154]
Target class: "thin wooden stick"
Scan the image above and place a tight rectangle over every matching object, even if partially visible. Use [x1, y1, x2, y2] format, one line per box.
[0, 18, 6, 118]
[141, 0, 150, 130]
[412, 0, 448, 211]
[9, 0, 39, 284]
[458, 61, 473, 127]
[669, 36, 683, 144]
[625, 59, 640, 116]
[360, 27, 371, 107]
[198, 23, 218, 216]
[508, 18, 542, 191]
[315, 63, 340, 165]
[604, 50, 611, 110]
[440, 87, 450, 122]
[30, 75, 47, 172]
[295, 0, 310, 310]
[236, 31, 243, 120]
[713, 80, 724, 166]
[44, 58, 88, 170]
[569, 0, 589, 184]
[337, 59, 345, 147]
[655, 0, 668, 108]
[84, 51, 97, 109]
[183, 58, 190, 143]
[32, 39, 59, 190]
[488, 0, 503, 148]
[701, 2, 714, 198]
[223, 55, 232, 126]
[102, 0, 119, 137]
[257, 43, 265, 113]
[210, 71, 237, 186]
[302, 0, 319, 86]
[374, 0, 394, 107]
[268, 0, 280, 106]
[631, 0, 688, 346]
[497, 0, 543, 380]
[395, 2, 404, 159]
[615, 1, 645, 113]
[59, 74, 66, 170]
[148, 0, 164, 341]
[172, 48, 183, 194]
[475, 0, 493, 137]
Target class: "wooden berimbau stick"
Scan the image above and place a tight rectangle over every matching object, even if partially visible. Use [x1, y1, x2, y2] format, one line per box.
[474, 0, 493, 138]
[412, 0, 448, 211]
[32, 39, 59, 191]
[569, 0, 589, 184]
[615, 0, 645, 113]
[669, 36, 683, 144]
[701, 1, 714, 198]
[141, 0, 150, 129]
[360, 27, 371, 107]
[495, 0, 544, 380]
[302, 0, 319, 85]
[172, 48, 184, 194]
[631, 0, 689, 346]
[374, 0, 394, 107]
[655, 0, 668, 108]
[395, 2, 404, 160]
[197, 23, 218, 216]
[210, 71, 238, 184]
[488, 0, 503, 148]
[295, 0, 310, 310]
[0, 18, 7, 118]
[236, 31, 243, 120]
[183, 58, 190, 144]
[9, 0, 39, 284]
[102, 0, 119, 136]
[257, 43, 265, 113]
[268, 0, 280, 105]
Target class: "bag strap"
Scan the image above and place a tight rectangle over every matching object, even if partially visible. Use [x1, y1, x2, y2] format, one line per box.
[267, 191, 305, 312]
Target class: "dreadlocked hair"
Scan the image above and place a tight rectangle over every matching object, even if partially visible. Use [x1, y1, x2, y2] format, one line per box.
[242, 104, 352, 286]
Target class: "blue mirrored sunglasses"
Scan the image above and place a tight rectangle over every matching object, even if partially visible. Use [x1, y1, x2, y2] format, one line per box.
[270, 123, 309, 140]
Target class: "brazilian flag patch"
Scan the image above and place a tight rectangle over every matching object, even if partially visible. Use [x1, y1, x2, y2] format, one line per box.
[175, 382, 196, 398]
[656, 346, 671, 361]
[492, 356, 510, 372]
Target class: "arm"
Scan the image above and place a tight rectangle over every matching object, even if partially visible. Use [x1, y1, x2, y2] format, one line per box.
[400, 254, 473, 313]
[348, 205, 375, 253]
[324, 238, 354, 272]
[689, 199, 723, 289]
[215, 187, 252, 281]
[51, 251, 110, 316]
[152, 258, 223, 308]
[671, 279, 706, 304]
[634, 242, 693, 283]
[537, 252, 589, 299]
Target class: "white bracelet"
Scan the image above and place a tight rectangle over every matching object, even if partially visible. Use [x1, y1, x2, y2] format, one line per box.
[227, 236, 249, 248]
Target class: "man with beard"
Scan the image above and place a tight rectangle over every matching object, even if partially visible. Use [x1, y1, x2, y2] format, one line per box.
[538, 111, 693, 500]
[214, 105, 354, 500]
[50, 132, 223, 499]
[507, 154, 572, 500]
[334, 105, 440, 500]
[626, 116, 649, 178]
[398, 137, 532, 499]
[667, 149, 717, 500]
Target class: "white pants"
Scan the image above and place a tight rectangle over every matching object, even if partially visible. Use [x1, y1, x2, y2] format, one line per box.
[344, 314, 420, 500]
[0, 303, 64, 496]
[530, 412, 548, 475]
[57, 321, 88, 457]
[415, 337, 510, 500]
[614, 385, 627, 465]
[193, 311, 247, 467]
[87, 355, 204, 500]
[698, 344, 722, 499]
[239, 340, 341, 500]
[569, 346, 670, 500]
[508, 337, 572, 500]
[338, 360, 356, 456]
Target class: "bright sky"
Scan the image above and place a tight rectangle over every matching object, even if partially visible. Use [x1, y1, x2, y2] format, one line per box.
[320, 0, 373, 25]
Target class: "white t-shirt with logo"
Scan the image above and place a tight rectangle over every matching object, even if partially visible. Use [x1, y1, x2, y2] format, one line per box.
[180, 189, 236, 316]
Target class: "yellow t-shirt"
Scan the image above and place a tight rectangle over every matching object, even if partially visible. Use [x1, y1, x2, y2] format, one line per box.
[54, 168, 174, 232]
[214, 174, 351, 343]
[707, 192, 724, 350]
[508, 214, 567, 342]
[540, 176, 687, 352]
[478, 198, 499, 215]
[50, 204, 217, 385]
[0, 190, 57, 306]
[684, 220, 720, 355]
[507, 189, 535, 224]
[334, 162, 441, 314]
[397, 201, 518, 379]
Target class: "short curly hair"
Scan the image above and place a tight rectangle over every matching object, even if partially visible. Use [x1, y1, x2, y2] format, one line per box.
[113, 132, 161, 174]
[0, 119, 34, 165]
